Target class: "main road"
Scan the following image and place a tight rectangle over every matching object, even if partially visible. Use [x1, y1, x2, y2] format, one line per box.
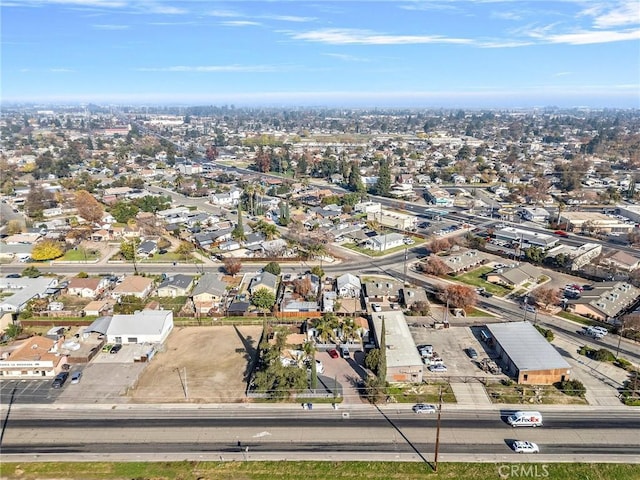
[1, 404, 638, 463]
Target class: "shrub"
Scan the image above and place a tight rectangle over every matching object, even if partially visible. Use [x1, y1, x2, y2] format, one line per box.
[615, 358, 633, 370]
[557, 379, 586, 397]
[593, 348, 616, 362]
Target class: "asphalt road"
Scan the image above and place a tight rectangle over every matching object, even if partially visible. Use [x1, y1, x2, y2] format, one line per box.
[1, 406, 639, 462]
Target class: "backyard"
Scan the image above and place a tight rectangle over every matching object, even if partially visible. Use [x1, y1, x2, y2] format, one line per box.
[452, 266, 511, 297]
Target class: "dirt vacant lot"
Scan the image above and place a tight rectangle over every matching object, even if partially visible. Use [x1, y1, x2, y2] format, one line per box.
[129, 325, 262, 403]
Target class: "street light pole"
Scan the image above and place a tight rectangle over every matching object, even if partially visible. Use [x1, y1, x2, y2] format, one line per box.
[616, 318, 625, 359]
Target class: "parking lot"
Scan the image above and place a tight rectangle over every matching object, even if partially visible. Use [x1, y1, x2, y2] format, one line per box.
[409, 324, 505, 381]
[314, 349, 368, 405]
[0, 377, 64, 405]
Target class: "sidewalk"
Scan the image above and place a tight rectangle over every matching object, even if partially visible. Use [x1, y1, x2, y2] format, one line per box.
[449, 382, 492, 406]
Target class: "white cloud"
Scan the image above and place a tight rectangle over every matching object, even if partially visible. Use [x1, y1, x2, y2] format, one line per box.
[553, 71, 572, 77]
[491, 11, 523, 21]
[92, 23, 129, 30]
[136, 64, 280, 72]
[206, 9, 242, 18]
[146, 5, 186, 15]
[290, 28, 472, 45]
[322, 53, 370, 62]
[260, 15, 316, 23]
[221, 20, 261, 27]
[581, 1, 640, 29]
[542, 28, 640, 45]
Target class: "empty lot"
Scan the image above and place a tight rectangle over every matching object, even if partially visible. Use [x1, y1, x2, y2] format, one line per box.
[129, 325, 262, 403]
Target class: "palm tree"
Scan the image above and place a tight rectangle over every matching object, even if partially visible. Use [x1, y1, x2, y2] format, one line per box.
[244, 183, 256, 215]
[306, 242, 327, 260]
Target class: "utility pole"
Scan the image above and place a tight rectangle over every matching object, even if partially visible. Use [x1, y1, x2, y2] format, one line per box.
[615, 318, 625, 359]
[434, 386, 443, 472]
[403, 247, 408, 279]
[184, 367, 189, 400]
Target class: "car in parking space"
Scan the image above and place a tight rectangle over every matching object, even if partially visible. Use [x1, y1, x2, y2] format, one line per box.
[102, 344, 113, 353]
[109, 344, 122, 354]
[371, 303, 382, 312]
[467, 347, 478, 359]
[51, 372, 69, 389]
[341, 346, 351, 359]
[70, 371, 82, 384]
[412, 403, 437, 414]
[512, 441, 539, 453]
[328, 348, 339, 359]
[428, 364, 447, 373]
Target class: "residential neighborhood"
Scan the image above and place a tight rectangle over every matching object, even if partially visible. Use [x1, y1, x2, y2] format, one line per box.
[1, 106, 639, 420]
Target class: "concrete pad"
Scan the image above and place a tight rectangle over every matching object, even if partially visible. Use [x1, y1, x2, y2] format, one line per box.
[450, 382, 492, 405]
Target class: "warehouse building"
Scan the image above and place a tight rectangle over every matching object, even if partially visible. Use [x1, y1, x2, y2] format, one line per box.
[371, 311, 423, 383]
[486, 321, 571, 385]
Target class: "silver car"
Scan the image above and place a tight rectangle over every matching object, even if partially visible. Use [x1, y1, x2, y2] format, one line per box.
[512, 441, 539, 453]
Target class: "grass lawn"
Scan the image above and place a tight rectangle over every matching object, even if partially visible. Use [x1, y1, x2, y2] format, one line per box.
[1, 461, 637, 480]
[465, 307, 495, 318]
[453, 267, 511, 297]
[386, 383, 456, 404]
[343, 242, 413, 258]
[485, 383, 587, 405]
[59, 248, 100, 262]
[149, 296, 188, 315]
[557, 311, 593, 326]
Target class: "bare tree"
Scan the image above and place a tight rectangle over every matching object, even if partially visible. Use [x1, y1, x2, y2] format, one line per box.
[437, 284, 477, 311]
[223, 257, 242, 277]
[418, 256, 450, 276]
[530, 287, 560, 310]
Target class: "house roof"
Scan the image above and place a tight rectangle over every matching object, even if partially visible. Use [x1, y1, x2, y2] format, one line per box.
[67, 277, 102, 290]
[569, 281, 640, 318]
[192, 273, 227, 297]
[107, 310, 173, 337]
[86, 316, 112, 335]
[336, 273, 361, 290]
[158, 274, 194, 290]
[487, 321, 571, 372]
[250, 271, 278, 291]
[113, 276, 153, 294]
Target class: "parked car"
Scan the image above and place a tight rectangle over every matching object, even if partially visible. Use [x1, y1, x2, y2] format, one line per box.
[101, 344, 113, 353]
[467, 347, 478, 359]
[51, 372, 69, 389]
[428, 364, 447, 373]
[412, 403, 437, 414]
[109, 344, 122, 354]
[512, 441, 539, 453]
[5, 273, 21, 278]
[328, 349, 339, 359]
[341, 346, 350, 359]
[70, 371, 82, 384]
[371, 303, 382, 312]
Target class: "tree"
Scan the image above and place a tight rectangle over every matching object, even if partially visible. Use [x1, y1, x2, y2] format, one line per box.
[232, 206, 246, 241]
[119, 238, 140, 261]
[378, 317, 387, 381]
[76, 271, 89, 278]
[223, 257, 242, 276]
[409, 301, 431, 316]
[293, 277, 312, 298]
[365, 348, 381, 372]
[310, 265, 324, 278]
[31, 239, 64, 261]
[24, 182, 54, 219]
[3, 323, 22, 340]
[75, 190, 104, 224]
[429, 238, 451, 253]
[254, 220, 279, 240]
[375, 158, 392, 196]
[6, 219, 23, 235]
[263, 261, 281, 275]
[437, 284, 477, 311]
[251, 287, 276, 311]
[110, 201, 140, 223]
[347, 162, 365, 193]
[21, 266, 41, 278]
[114, 294, 145, 314]
[418, 256, 450, 276]
[175, 241, 194, 261]
[524, 246, 545, 264]
[531, 287, 560, 310]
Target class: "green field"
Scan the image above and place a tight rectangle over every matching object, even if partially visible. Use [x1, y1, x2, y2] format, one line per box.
[1, 461, 638, 480]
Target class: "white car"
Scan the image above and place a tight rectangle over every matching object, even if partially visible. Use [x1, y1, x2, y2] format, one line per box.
[412, 403, 437, 414]
[428, 364, 448, 373]
[371, 303, 382, 312]
[512, 441, 539, 453]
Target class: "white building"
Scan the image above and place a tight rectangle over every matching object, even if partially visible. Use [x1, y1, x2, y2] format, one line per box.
[106, 310, 174, 345]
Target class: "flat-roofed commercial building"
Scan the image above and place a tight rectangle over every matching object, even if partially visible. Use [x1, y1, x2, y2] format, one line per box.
[486, 321, 571, 385]
[371, 311, 423, 383]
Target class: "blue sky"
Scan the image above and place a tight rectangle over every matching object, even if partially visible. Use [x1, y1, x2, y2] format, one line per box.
[2, 0, 639, 107]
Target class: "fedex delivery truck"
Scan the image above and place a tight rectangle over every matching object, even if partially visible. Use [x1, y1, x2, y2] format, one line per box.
[507, 411, 543, 427]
